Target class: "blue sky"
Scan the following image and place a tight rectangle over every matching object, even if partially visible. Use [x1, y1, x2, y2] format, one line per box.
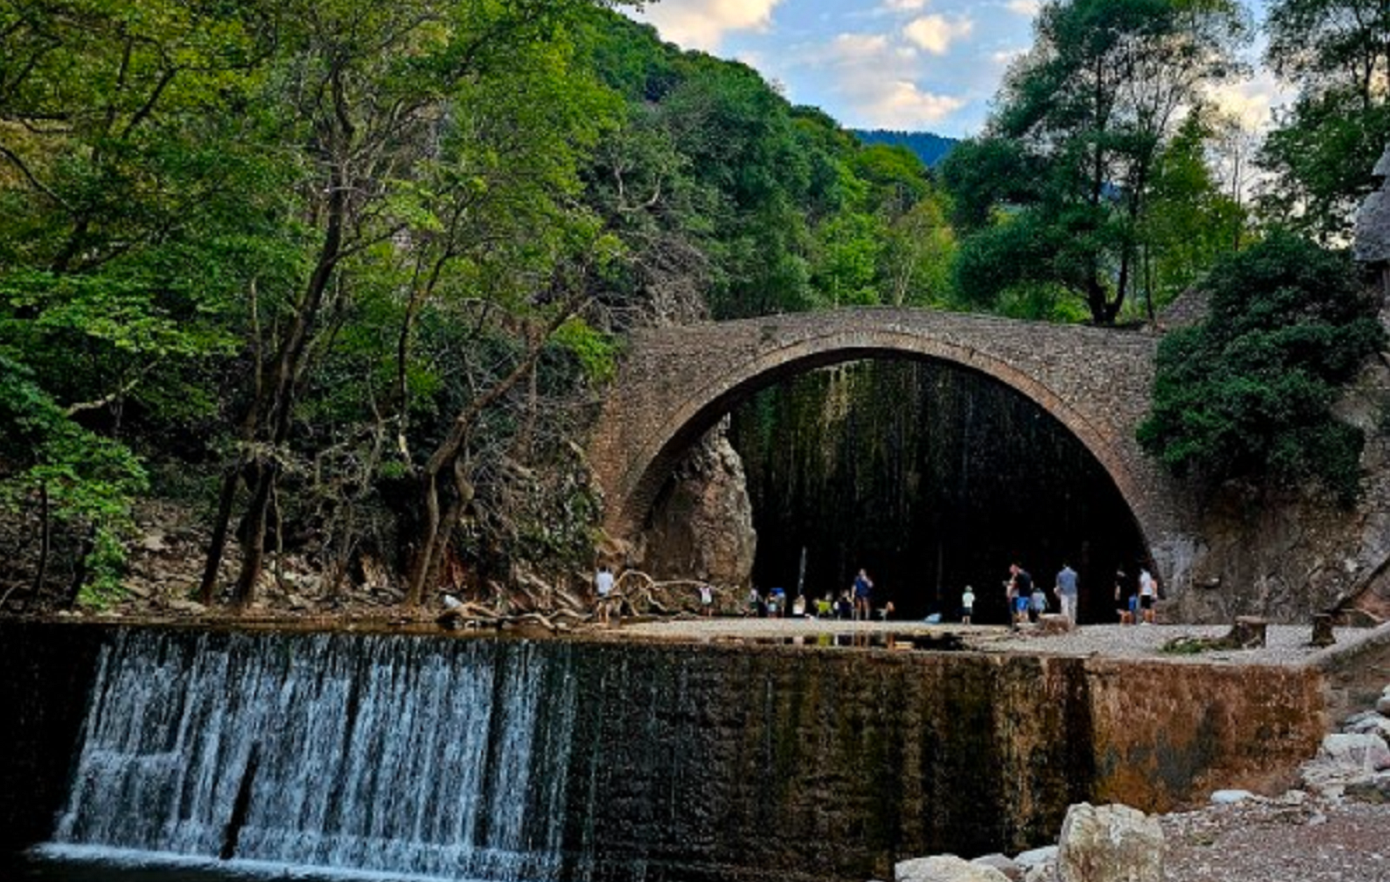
[631, 0, 1284, 137]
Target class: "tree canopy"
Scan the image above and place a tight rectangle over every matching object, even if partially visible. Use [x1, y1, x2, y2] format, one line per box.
[1137, 232, 1385, 503]
[941, 0, 1249, 323]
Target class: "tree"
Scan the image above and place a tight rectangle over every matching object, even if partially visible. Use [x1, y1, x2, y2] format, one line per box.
[1138, 109, 1248, 316]
[1260, 0, 1390, 239]
[1, 0, 269, 603]
[1137, 232, 1385, 503]
[943, 0, 1247, 323]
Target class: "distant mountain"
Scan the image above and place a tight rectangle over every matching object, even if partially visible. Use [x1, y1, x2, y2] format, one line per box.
[851, 130, 959, 168]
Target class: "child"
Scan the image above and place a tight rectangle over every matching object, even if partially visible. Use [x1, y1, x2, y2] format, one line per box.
[960, 585, 975, 625]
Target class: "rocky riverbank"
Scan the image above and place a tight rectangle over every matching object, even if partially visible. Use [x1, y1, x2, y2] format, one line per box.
[892, 684, 1390, 882]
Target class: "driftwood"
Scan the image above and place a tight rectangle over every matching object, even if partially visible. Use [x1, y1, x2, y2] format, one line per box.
[612, 570, 720, 618]
[433, 569, 721, 632]
[1162, 615, 1269, 655]
[435, 600, 586, 633]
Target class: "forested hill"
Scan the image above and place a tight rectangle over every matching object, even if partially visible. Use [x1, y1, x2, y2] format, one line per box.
[852, 130, 957, 167]
[3, 0, 1387, 617]
[1, 1, 957, 612]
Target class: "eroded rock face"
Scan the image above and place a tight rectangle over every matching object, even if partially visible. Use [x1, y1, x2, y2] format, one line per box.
[1056, 803, 1164, 882]
[638, 422, 756, 586]
[1166, 358, 1390, 625]
[1354, 144, 1390, 265]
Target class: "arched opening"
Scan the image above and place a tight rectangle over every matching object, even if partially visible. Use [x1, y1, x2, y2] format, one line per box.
[613, 333, 1154, 625]
[724, 357, 1147, 624]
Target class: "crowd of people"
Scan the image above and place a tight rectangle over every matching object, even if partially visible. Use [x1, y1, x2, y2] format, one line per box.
[590, 558, 1162, 628]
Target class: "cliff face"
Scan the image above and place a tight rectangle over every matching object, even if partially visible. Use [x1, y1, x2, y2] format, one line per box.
[637, 423, 757, 587]
[1162, 361, 1390, 625]
[1161, 156, 1390, 626]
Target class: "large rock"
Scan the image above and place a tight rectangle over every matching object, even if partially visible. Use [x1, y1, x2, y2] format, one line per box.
[1355, 144, 1390, 264]
[639, 422, 757, 587]
[1318, 732, 1390, 772]
[897, 855, 1011, 882]
[1056, 802, 1164, 882]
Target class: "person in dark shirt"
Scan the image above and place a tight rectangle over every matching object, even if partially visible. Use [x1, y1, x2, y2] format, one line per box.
[1007, 563, 1032, 629]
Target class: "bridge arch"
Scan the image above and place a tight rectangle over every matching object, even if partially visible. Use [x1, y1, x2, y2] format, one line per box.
[588, 308, 1195, 581]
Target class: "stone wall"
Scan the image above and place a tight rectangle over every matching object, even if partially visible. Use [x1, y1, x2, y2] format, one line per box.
[0, 623, 1333, 882]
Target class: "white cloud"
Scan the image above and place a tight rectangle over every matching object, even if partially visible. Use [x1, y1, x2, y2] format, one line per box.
[1005, 0, 1041, 16]
[881, 0, 928, 11]
[903, 14, 975, 55]
[1205, 69, 1293, 131]
[865, 81, 968, 126]
[822, 32, 967, 128]
[637, 0, 786, 52]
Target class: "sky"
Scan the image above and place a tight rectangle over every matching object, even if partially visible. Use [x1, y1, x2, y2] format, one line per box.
[630, 0, 1287, 138]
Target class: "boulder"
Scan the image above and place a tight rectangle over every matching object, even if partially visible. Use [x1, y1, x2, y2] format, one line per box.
[897, 855, 1011, 882]
[1344, 774, 1390, 805]
[1343, 713, 1390, 742]
[1013, 845, 1058, 869]
[1319, 732, 1390, 772]
[638, 425, 756, 588]
[971, 853, 1023, 881]
[1378, 692, 1390, 716]
[1057, 802, 1164, 882]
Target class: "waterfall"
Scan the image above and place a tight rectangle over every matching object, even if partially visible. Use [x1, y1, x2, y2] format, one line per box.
[49, 629, 577, 881]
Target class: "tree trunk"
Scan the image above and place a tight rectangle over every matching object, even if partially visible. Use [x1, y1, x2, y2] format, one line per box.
[404, 301, 584, 606]
[229, 167, 348, 607]
[31, 482, 50, 601]
[232, 462, 277, 608]
[199, 468, 241, 604]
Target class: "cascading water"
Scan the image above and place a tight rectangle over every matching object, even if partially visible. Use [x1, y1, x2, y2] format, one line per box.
[45, 629, 577, 881]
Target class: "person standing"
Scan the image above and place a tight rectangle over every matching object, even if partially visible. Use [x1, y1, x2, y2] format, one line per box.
[595, 565, 615, 625]
[1008, 563, 1032, 629]
[699, 583, 713, 616]
[1114, 568, 1135, 624]
[1054, 562, 1079, 624]
[1138, 567, 1159, 624]
[960, 585, 975, 625]
[852, 568, 874, 621]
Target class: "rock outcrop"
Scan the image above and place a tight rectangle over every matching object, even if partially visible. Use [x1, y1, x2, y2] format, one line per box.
[636, 420, 757, 587]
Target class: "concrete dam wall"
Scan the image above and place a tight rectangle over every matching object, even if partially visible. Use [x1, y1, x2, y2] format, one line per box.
[0, 624, 1328, 882]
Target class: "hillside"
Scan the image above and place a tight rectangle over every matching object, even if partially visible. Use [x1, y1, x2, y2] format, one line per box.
[851, 129, 958, 167]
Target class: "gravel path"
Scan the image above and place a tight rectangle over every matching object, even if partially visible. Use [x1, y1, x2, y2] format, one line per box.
[613, 618, 1375, 667]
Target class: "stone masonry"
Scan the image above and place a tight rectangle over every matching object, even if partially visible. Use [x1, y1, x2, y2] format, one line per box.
[588, 306, 1202, 591]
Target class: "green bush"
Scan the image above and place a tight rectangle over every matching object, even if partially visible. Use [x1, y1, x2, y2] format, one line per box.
[1137, 232, 1385, 504]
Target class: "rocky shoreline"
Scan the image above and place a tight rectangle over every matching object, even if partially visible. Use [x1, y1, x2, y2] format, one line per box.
[892, 683, 1390, 882]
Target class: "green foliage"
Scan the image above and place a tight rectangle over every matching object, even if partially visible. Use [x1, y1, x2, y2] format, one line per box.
[941, 0, 1248, 324]
[0, 356, 149, 604]
[1260, 0, 1390, 239]
[552, 318, 618, 385]
[1138, 233, 1385, 503]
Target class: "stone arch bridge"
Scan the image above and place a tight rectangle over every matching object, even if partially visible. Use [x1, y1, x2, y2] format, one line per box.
[588, 307, 1199, 583]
